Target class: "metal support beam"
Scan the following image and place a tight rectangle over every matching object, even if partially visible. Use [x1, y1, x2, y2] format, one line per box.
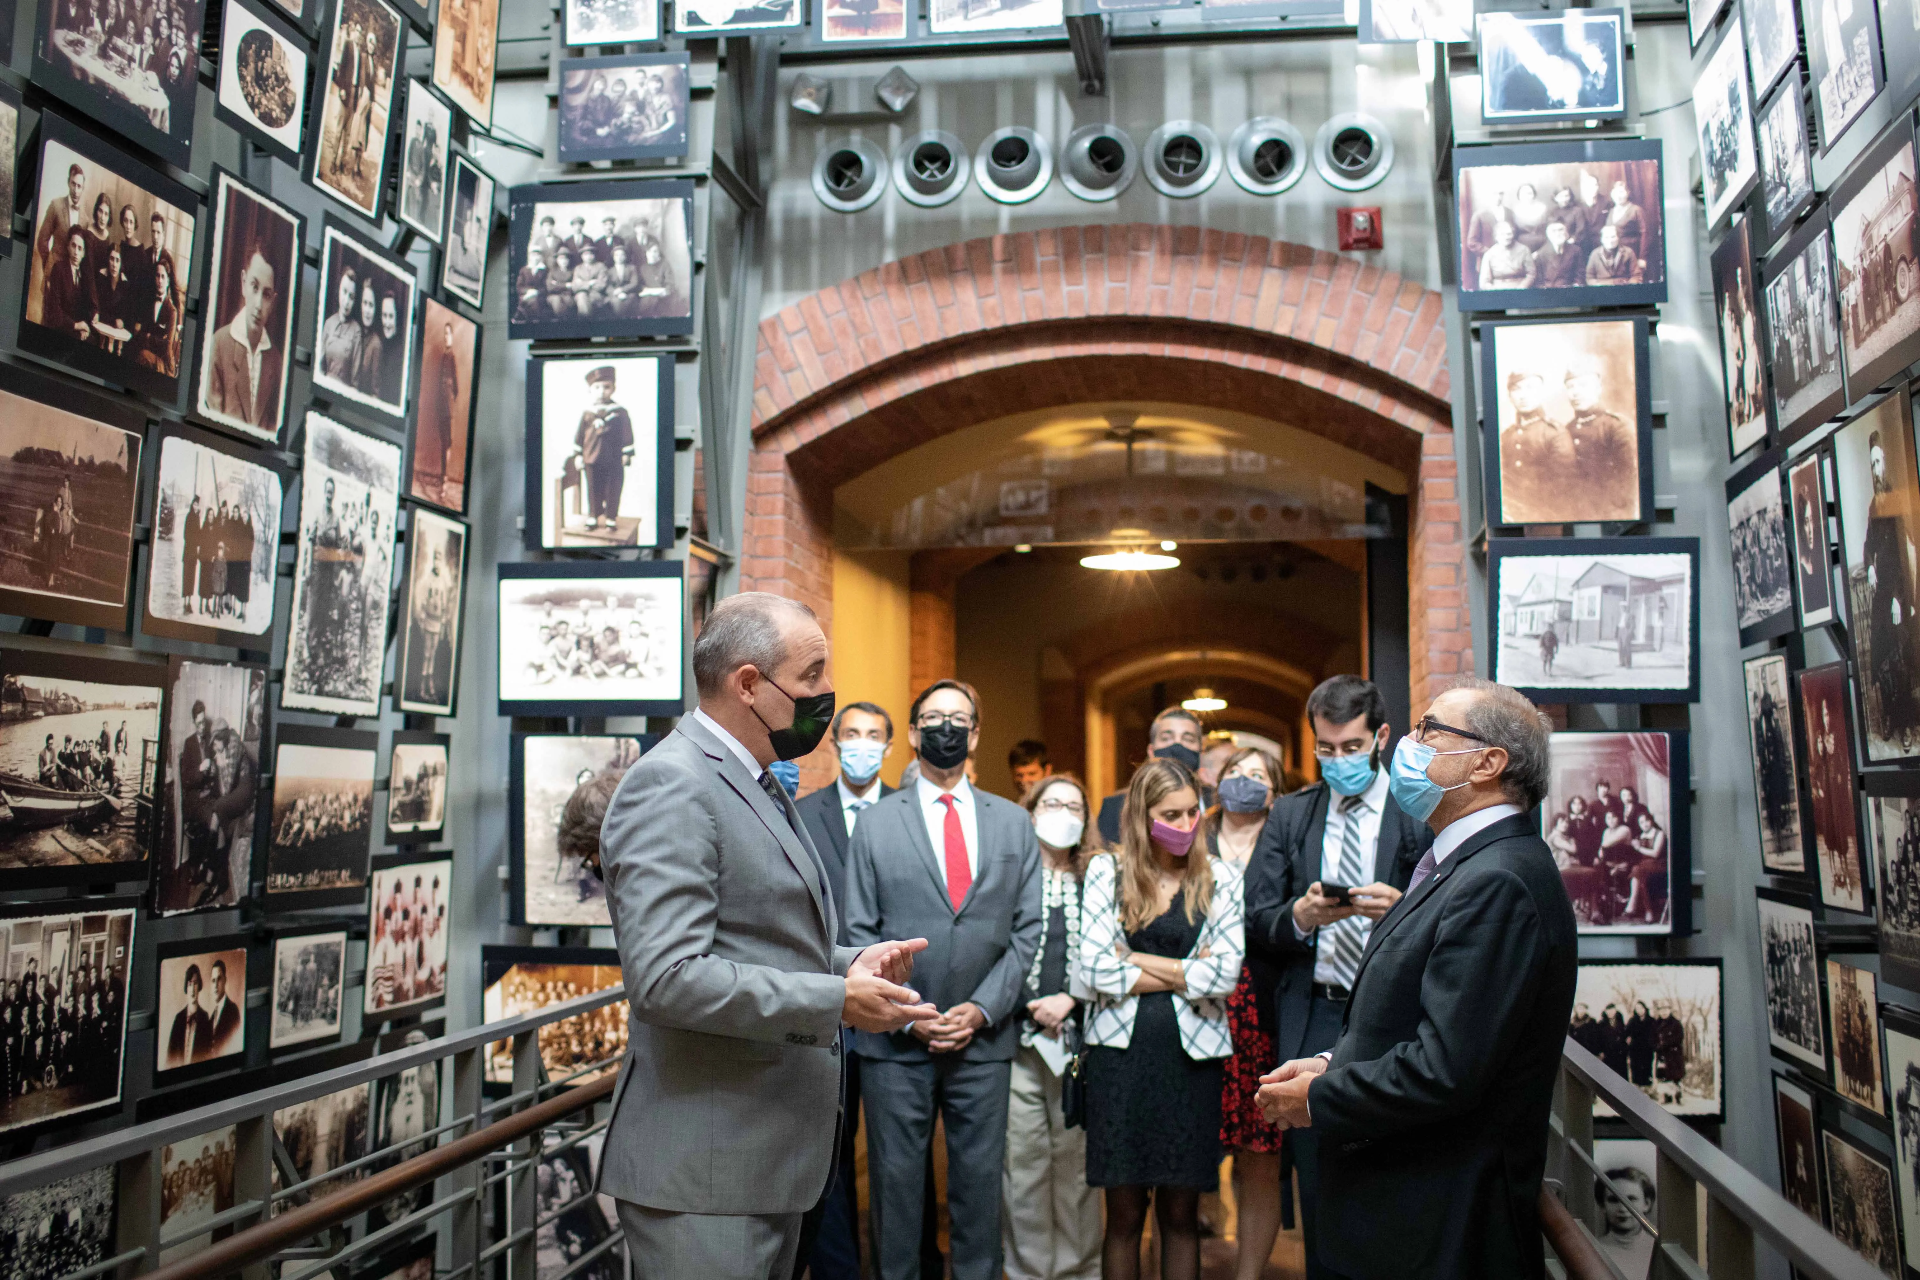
[1065, 13, 1107, 95]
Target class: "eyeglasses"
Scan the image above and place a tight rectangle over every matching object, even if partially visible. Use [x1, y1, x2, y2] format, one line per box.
[916, 712, 975, 730]
[1035, 798, 1087, 817]
[1312, 741, 1372, 759]
[1411, 716, 1488, 745]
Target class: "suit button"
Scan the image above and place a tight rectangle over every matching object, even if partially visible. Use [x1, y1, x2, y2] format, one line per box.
[830, 1040, 841, 1057]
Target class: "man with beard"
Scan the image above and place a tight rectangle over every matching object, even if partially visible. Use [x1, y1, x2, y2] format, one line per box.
[1865, 429, 1920, 750]
[1498, 369, 1570, 521]
[572, 365, 634, 533]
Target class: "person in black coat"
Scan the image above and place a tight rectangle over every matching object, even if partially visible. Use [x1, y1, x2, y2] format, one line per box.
[1257, 677, 1577, 1280]
[1094, 706, 1210, 845]
[1243, 675, 1429, 1280]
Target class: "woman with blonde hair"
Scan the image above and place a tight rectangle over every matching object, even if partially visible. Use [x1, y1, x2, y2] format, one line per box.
[1076, 757, 1245, 1280]
[1001, 772, 1102, 1280]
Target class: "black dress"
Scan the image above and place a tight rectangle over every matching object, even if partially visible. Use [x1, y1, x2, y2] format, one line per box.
[1085, 888, 1224, 1189]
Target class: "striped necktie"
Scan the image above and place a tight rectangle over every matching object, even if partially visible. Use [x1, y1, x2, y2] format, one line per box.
[758, 770, 800, 835]
[1323, 794, 1371, 991]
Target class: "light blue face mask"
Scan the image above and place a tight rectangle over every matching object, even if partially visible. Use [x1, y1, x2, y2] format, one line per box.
[768, 759, 800, 797]
[1320, 748, 1379, 797]
[838, 739, 886, 785]
[1388, 736, 1482, 823]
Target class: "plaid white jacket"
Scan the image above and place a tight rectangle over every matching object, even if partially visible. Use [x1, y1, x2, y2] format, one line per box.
[1072, 852, 1244, 1060]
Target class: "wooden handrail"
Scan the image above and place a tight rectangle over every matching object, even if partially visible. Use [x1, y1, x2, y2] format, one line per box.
[144, 1074, 617, 1280]
[1539, 1185, 1622, 1280]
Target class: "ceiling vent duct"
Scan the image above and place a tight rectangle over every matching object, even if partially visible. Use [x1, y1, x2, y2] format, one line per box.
[1226, 117, 1307, 196]
[1060, 123, 1136, 202]
[975, 126, 1054, 204]
[812, 137, 888, 212]
[1144, 121, 1222, 198]
[1312, 113, 1394, 192]
[892, 130, 970, 207]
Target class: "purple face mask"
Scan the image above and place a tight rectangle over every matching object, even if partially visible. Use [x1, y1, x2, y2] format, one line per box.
[1151, 819, 1199, 858]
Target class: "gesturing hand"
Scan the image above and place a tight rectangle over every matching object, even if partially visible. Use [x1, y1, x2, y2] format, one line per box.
[842, 941, 937, 1034]
[854, 938, 926, 987]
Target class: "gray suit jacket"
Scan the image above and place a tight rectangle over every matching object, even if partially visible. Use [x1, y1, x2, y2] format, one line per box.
[598, 716, 861, 1214]
[844, 784, 1042, 1064]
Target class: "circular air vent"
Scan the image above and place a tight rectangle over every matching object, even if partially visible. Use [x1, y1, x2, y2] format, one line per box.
[974, 126, 1054, 204]
[1060, 123, 1137, 202]
[1144, 121, 1223, 198]
[892, 130, 970, 207]
[1312, 113, 1394, 192]
[812, 137, 888, 212]
[1227, 117, 1307, 196]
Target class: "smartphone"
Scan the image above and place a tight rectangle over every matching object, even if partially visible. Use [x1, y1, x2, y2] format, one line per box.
[1320, 883, 1354, 904]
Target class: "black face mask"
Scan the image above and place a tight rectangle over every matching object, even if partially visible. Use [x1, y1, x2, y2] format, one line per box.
[1154, 742, 1201, 773]
[917, 721, 971, 770]
[754, 677, 835, 762]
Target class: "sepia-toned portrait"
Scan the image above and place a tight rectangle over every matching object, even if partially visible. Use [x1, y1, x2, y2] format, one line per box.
[1569, 959, 1721, 1117]
[558, 53, 689, 163]
[308, 0, 403, 220]
[0, 903, 134, 1137]
[265, 726, 376, 908]
[1490, 539, 1697, 702]
[386, 733, 448, 843]
[1884, 1012, 1920, 1272]
[368, 1030, 440, 1229]
[1541, 731, 1683, 934]
[154, 938, 247, 1077]
[1774, 1074, 1823, 1220]
[1824, 1129, 1901, 1277]
[214, 0, 308, 165]
[396, 507, 468, 717]
[158, 1127, 235, 1263]
[32, 0, 202, 168]
[483, 947, 627, 1083]
[497, 562, 685, 717]
[1744, 652, 1806, 874]
[536, 1138, 621, 1280]
[1712, 220, 1769, 458]
[509, 179, 695, 340]
[1756, 73, 1814, 246]
[1870, 776, 1920, 992]
[1758, 889, 1825, 1069]
[565, 0, 659, 43]
[1827, 958, 1885, 1114]
[1726, 453, 1794, 644]
[396, 80, 450, 244]
[269, 927, 344, 1050]
[0, 1165, 114, 1280]
[433, 0, 500, 126]
[1476, 10, 1624, 124]
[365, 858, 451, 1018]
[1804, 0, 1883, 151]
[409, 297, 477, 515]
[820, 0, 906, 39]
[440, 154, 494, 310]
[1790, 450, 1836, 628]
[1763, 213, 1847, 439]
[154, 658, 262, 918]
[1833, 392, 1920, 763]
[528, 355, 671, 550]
[511, 734, 647, 926]
[1832, 121, 1920, 394]
[1693, 18, 1758, 229]
[311, 220, 417, 427]
[191, 172, 303, 447]
[271, 1082, 370, 1208]
[144, 425, 286, 649]
[1798, 661, 1868, 912]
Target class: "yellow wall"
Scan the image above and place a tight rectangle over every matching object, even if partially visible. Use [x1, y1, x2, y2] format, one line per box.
[831, 550, 915, 786]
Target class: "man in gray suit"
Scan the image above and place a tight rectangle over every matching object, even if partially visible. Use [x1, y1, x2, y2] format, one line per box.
[846, 678, 1043, 1280]
[599, 592, 937, 1278]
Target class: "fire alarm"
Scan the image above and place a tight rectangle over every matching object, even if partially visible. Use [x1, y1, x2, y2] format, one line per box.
[1338, 207, 1383, 251]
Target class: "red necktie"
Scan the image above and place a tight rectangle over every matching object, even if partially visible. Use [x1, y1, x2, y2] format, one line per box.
[938, 794, 971, 910]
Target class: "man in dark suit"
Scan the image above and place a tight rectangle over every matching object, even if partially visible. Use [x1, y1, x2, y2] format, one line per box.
[846, 679, 1042, 1280]
[205, 958, 241, 1057]
[1243, 675, 1429, 1280]
[165, 963, 212, 1068]
[41, 227, 92, 343]
[206, 248, 283, 431]
[1257, 677, 1578, 1280]
[1093, 705, 1206, 844]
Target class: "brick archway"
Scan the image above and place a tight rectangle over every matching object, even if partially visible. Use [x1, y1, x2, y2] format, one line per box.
[745, 224, 1472, 706]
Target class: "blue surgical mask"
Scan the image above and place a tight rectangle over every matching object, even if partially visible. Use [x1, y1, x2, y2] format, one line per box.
[1387, 737, 1480, 823]
[838, 740, 886, 786]
[1320, 749, 1378, 797]
[1218, 775, 1271, 813]
[768, 759, 800, 797]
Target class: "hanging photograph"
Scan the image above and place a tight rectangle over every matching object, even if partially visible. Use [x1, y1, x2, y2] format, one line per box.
[158, 1126, 235, 1263]
[509, 178, 695, 340]
[1789, 450, 1837, 628]
[1833, 119, 1920, 397]
[31, 0, 202, 169]
[142, 424, 287, 649]
[190, 171, 305, 447]
[1797, 660, 1869, 912]
[1885, 0, 1920, 112]
[1756, 73, 1815, 249]
[1822, 1129, 1901, 1277]
[0, 902, 135, 1137]
[367, 1030, 440, 1231]
[482, 946, 627, 1085]
[497, 561, 686, 717]
[441, 153, 494, 310]
[1453, 139, 1666, 311]
[395, 507, 468, 717]
[1805, 0, 1884, 151]
[1758, 888, 1827, 1070]
[1826, 958, 1885, 1114]
[0, 85, 19, 258]
[0, 648, 160, 892]
[1689, 0, 1729, 45]
[1867, 772, 1920, 991]
[366, 857, 451, 1018]
[0, 1165, 115, 1279]
[268, 925, 345, 1051]
[1540, 730, 1688, 935]
[1567, 959, 1722, 1118]
[1481, 316, 1652, 528]
[154, 936, 248, 1080]
[1726, 449, 1796, 645]
[1763, 211, 1848, 440]
[433, 0, 501, 126]
[1358, 0, 1467, 41]
[1744, 652, 1807, 874]
[565, 0, 660, 43]
[1712, 219, 1771, 458]
[311, 218, 418, 429]
[214, 0, 309, 167]
[1744, 0, 1798, 95]
[395, 81, 451, 245]
[1487, 538, 1701, 704]
[264, 725, 377, 909]
[1475, 10, 1625, 125]
[1775, 1073, 1824, 1220]
[386, 731, 448, 844]
[1832, 391, 1920, 763]
[283, 412, 402, 717]
[535, 1137, 622, 1280]
[154, 658, 263, 918]
[527, 354, 674, 551]
[271, 1082, 371, 1207]
[1693, 17, 1760, 230]
[306, 0, 404, 221]
[361, 1234, 435, 1280]
[409, 297, 478, 516]
[558, 53, 690, 162]
[1881, 1009, 1920, 1271]
[674, 0, 800, 28]
[821, 0, 908, 39]
[1587, 1138, 1657, 1277]
[510, 734, 649, 927]
[22, 113, 196, 404]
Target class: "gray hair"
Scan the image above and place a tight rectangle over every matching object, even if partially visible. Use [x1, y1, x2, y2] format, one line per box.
[690, 592, 818, 699]
[1449, 676, 1552, 810]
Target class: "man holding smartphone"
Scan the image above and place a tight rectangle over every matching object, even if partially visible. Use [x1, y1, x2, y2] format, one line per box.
[1242, 675, 1431, 1280]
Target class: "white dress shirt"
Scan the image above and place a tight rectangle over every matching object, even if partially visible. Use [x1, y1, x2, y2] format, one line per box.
[836, 775, 883, 837]
[1298, 767, 1392, 984]
[915, 773, 979, 877]
[692, 707, 763, 778]
[1431, 802, 1523, 866]
[229, 312, 273, 409]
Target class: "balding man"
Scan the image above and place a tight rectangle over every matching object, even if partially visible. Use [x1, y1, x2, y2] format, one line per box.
[1256, 677, 1576, 1280]
[598, 592, 937, 1278]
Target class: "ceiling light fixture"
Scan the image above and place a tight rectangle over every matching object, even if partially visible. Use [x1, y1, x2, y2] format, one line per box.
[1080, 547, 1180, 571]
[1182, 687, 1227, 712]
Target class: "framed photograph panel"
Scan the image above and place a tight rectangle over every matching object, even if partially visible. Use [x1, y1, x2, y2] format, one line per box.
[1756, 72, 1815, 250]
[1744, 651, 1808, 874]
[1824, 957, 1884, 1114]
[1821, 1127, 1902, 1276]
[1762, 210, 1848, 441]
[0, 84, 19, 260]
[1866, 770, 1920, 991]
[559, 53, 690, 163]
[1789, 449, 1838, 629]
[306, 0, 405, 221]
[1568, 958, 1723, 1119]
[1885, 0, 1920, 113]
[1880, 1006, 1920, 1271]
[386, 731, 449, 845]
[264, 724, 377, 910]
[365, 856, 451, 1019]
[433, 0, 502, 127]
[1475, 10, 1625, 125]
[0, 1166, 115, 1276]
[0, 900, 136, 1138]
[1712, 218, 1771, 458]
[564, 0, 660, 43]
[821, 0, 908, 39]
[508, 178, 695, 340]
[395, 80, 452, 245]
[1487, 537, 1701, 704]
[1693, 17, 1760, 231]
[1540, 730, 1689, 935]
[1830, 116, 1920, 396]
[1359, 0, 1466, 40]
[142, 423, 287, 649]
[1831, 390, 1920, 764]
[153, 657, 264, 918]
[395, 506, 469, 717]
[189, 170, 305, 447]
[1758, 887, 1827, 1070]
[158, 1125, 235, 1262]
[272, 1082, 370, 1202]
[153, 935, 249, 1083]
[268, 924, 346, 1051]
[1805, 0, 1885, 152]
[409, 297, 479, 516]
[441, 154, 495, 311]
[0, 647, 161, 892]
[31, 0, 203, 168]
[311, 218, 419, 430]
[509, 733, 652, 927]
[1726, 447, 1796, 645]
[1773, 1072, 1824, 1220]
[213, 0, 310, 167]
[1797, 660, 1870, 913]
[1744, 0, 1798, 95]
[674, 0, 800, 29]
[526, 354, 674, 551]
[482, 945, 627, 1086]
[1481, 315, 1653, 529]
[497, 560, 685, 717]
[1689, 0, 1730, 46]
[1453, 139, 1666, 312]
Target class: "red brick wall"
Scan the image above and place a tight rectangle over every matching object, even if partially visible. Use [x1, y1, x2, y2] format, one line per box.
[745, 224, 1474, 708]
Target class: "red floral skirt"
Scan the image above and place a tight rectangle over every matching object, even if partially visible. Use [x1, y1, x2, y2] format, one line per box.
[1218, 964, 1281, 1153]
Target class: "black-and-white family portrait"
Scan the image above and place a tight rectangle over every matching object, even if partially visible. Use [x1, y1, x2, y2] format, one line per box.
[1758, 891, 1825, 1069]
[397, 507, 467, 717]
[1832, 125, 1920, 394]
[0, 1165, 114, 1280]
[272, 1082, 370, 1202]
[1824, 1130, 1901, 1278]
[564, 0, 658, 43]
[496, 564, 684, 716]
[269, 928, 345, 1050]
[386, 734, 447, 841]
[1834, 393, 1920, 763]
[1476, 10, 1623, 124]
[192, 173, 303, 446]
[1805, 0, 1883, 149]
[558, 53, 689, 162]
[1884, 1017, 1920, 1272]
[265, 727, 376, 904]
[1726, 458, 1794, 644]
[1764, 216, 1846, 438]
[530, 355, 670, 550]
[214, 0, 308, 164]
[0, 905, 134, 1137]
[1872, 784, 1920, 992]
[1486, 317, 1647, 525]
[397, 79, 450, 243]
[312, 221, 417, 425]
[154, 658, 262, 917]
[1744, 652, 1806, 874]
[1569, 960, 1722, 1117]
[308, 0, 403, 220]
[1491, 542, 1697, 700]
[1693, 20, 1757, 228]
[144, 426, 285, 648]
[482, 949, 627, 1083]
[1828, 959, 1885, 1114]
[510, 181, 694, 339]
[1776, 1075, 1823, 1220]
[1757, 75, 1813, 242]
[432, 0, 500, 126]
[158, 1126, 234, 1263]
[513, 734, 644, 926]
[32, 0, 202, 167]
[1542, 731, 1681, 933]
[1799, 661, 1868, 912]
[368, 1032, 439, 1229]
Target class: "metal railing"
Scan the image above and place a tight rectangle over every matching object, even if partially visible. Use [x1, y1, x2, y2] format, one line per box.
[0, 986, 631, 1280]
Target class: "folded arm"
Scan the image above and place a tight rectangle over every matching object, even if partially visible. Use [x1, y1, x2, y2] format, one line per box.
[1181, 864, 1245, 1001]
[1075, 856, 1144, 998]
